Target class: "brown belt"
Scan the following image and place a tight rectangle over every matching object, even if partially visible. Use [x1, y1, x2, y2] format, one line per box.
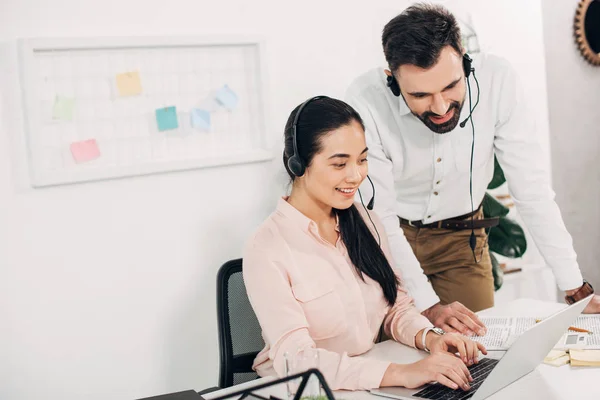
[399, 208, 499, 230]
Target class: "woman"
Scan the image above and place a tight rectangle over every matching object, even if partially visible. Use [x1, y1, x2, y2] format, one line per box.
[243, 96, 486, 392]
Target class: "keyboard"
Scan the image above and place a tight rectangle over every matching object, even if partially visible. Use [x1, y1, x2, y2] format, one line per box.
[413, 357, 500, 400]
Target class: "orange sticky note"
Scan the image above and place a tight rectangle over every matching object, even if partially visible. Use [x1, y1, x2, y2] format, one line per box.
[70, 139, 101, 163]
[116, 71, 143, 96]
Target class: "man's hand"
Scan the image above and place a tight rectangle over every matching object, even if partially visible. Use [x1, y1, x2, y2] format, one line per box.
[422, 302, 487, 336]
[582, 295, 600, 314]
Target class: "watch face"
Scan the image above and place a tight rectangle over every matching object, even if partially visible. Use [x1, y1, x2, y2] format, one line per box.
[432, 327, 445, 335]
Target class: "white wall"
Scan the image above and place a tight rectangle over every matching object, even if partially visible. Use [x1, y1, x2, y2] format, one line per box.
[542, 2, 600, 290]
[1, 1, 551, 399]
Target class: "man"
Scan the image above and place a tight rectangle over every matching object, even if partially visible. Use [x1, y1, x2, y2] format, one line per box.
[345, 3, 599, 335]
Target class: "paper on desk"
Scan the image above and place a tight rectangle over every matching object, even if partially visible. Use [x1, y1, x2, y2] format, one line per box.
[472, 316, 600, 351]
[569, 316, 600, 348]
[470, 317, 536, 350]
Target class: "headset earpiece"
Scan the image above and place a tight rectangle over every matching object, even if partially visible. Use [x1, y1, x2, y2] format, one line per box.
[386, 74, 401, 97]
[288, 96, 326, 177]
[463, 53, 473, 78]
[287, 152, 305, 177]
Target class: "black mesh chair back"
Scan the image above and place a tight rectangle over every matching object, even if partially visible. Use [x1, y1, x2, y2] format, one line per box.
[217, 258, 265, 388]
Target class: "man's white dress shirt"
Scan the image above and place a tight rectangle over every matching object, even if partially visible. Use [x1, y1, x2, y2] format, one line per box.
[345, 52, 582, 311]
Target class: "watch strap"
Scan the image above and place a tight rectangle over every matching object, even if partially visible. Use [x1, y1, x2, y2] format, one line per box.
[565, 280, 594, 305]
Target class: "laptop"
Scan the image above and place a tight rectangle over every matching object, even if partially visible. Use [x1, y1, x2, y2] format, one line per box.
[370, 295, 593, 400]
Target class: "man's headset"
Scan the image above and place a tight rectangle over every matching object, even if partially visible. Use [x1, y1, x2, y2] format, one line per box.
[287, 95, 380, 245]
[386, 54, 476, 127]
[386, 53, 485, 263]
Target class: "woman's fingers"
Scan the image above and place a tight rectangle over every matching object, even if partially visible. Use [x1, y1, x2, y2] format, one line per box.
[434, 373, 460, 390]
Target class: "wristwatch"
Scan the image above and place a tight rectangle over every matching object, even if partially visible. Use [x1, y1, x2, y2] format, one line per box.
[565, 280, 594, 305]
[422, 327, 445, 353]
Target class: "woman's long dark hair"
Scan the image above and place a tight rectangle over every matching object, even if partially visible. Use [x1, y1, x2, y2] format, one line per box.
[283, 96, 399, 306]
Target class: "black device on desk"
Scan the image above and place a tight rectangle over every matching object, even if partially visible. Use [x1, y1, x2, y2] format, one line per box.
[137, 389, 205, 400]
[136, 369, 334, 400]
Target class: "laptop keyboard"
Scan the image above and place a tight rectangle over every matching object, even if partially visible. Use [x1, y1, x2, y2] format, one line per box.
[413, 357, 499, 400]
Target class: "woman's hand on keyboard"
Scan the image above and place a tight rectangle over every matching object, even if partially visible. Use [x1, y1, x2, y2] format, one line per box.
[428, 332, 488, 366]
[381, 353, 473, 391]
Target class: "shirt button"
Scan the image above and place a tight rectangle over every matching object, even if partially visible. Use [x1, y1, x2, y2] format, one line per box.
[437, 158, 442, 163]
[434, 191, 439, 196]
[427, 215, 432, 219]
[436, 180, 441, 185]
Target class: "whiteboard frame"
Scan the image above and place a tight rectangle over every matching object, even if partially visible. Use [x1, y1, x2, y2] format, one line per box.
[17, 35, 273, 187]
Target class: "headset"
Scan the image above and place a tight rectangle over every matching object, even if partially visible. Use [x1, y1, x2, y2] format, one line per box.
[386, 53, 486, 263]
[288, 95, 381, 246]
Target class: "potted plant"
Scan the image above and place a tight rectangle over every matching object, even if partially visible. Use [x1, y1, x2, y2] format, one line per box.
[483, 156, 528, 290]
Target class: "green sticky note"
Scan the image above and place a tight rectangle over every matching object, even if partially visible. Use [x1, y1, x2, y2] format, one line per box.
[53, 95, 75, 121]
[155, 106, 179, 131]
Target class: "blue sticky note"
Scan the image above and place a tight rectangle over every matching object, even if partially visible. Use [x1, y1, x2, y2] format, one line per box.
[190, 108, 211, 131]
[155, 106, 179, 131]
[215, 85, 238, 110]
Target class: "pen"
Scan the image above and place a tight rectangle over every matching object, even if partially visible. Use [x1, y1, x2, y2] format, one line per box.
[568, 326, 593, 334]
[535, 319, 593, 334]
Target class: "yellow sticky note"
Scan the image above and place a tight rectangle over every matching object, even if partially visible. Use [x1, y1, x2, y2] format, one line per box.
[544, 350, 567, 362]
[116, 71, 142, 97]
[544, 354, 570, 367]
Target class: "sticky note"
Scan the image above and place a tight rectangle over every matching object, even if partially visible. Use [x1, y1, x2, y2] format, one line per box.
[215, 85, 238, 110]
[155, 106, 179, 131]
[190, 108, 211, 131]
[544, 350, 567, 362]
[116, 71, 143, 97]
[70, 139, 101, 163]
[53, 95, 75, 121]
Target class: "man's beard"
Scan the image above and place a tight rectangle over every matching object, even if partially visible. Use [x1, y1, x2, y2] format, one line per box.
[413, 100, 464, 134]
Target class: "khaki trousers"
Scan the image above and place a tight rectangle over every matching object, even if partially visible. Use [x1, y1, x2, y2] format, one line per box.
[400, 210, 495, 312]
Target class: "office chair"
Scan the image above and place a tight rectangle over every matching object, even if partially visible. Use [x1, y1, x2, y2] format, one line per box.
[216, 258, 265, 388]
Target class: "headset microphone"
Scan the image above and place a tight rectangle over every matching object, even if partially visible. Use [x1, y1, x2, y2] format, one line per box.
[366, 175, 376, 210]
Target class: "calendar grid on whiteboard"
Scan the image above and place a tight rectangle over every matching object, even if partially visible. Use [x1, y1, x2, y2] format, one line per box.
[18, 36, 272, 187]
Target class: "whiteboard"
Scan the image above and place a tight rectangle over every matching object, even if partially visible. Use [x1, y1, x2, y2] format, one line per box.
[17, 36, 272, 187]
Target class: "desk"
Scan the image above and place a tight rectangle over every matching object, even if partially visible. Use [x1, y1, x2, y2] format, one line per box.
[204, 299, 600, 400]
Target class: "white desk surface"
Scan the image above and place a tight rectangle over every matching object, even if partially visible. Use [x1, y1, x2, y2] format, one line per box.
[204, 298, 600, 400]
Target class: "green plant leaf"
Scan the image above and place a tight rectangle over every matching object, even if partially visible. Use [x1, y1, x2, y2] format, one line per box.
[490, 252, 504, 291]
[487, 155, 506, 189]
[482, 193, 510, 218]
[488, 217, 527, 258]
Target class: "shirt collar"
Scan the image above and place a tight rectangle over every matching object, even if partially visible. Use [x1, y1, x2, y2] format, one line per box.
[276, 197, 313, 233]
[276, 197, 340, 234]
[397, 94, 412, 116]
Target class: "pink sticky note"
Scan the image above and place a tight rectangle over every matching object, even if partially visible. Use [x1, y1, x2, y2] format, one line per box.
[70, 139, 101, 163]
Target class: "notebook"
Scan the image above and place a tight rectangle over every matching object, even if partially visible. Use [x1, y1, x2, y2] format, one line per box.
[569, 349, 600, 367]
